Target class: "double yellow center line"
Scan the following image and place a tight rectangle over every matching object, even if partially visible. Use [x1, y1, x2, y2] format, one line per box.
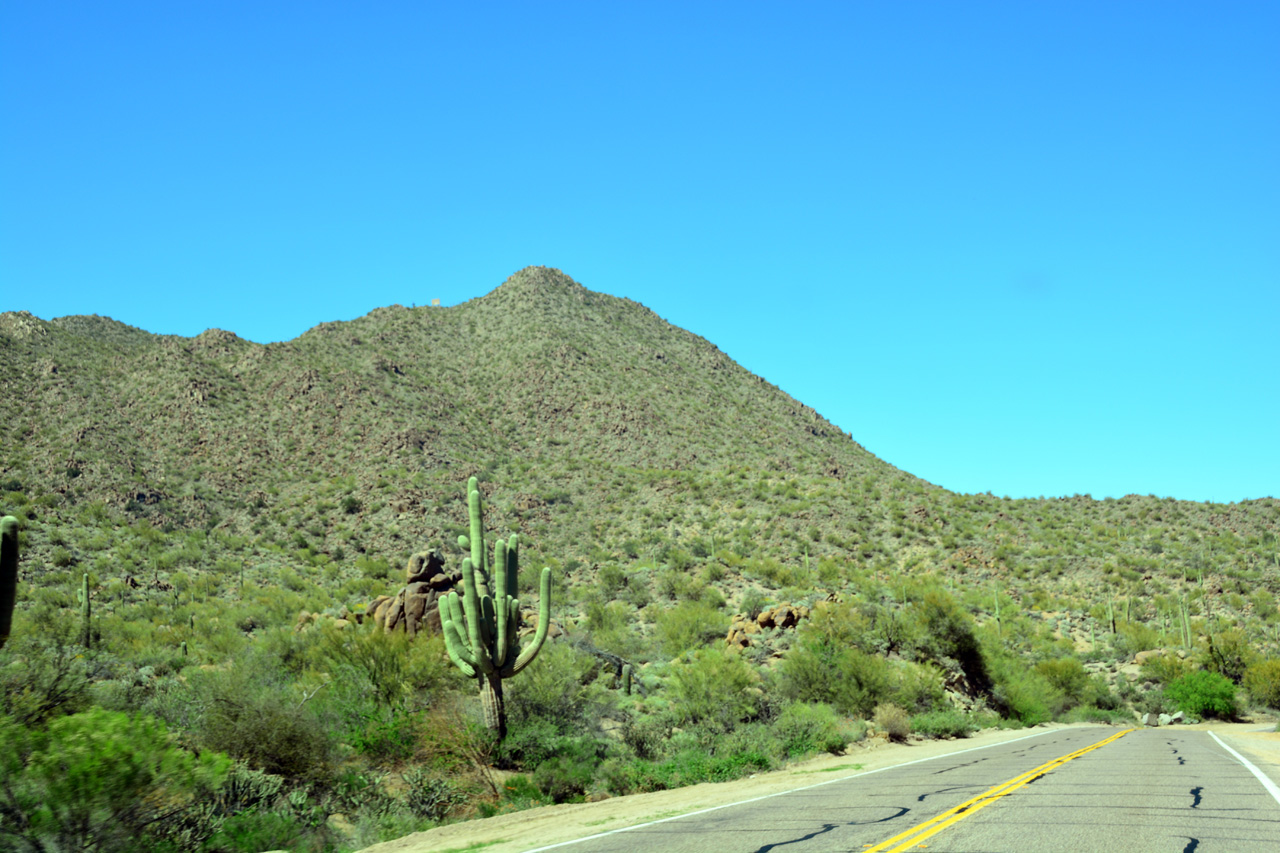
[865, 728, 1134, 852]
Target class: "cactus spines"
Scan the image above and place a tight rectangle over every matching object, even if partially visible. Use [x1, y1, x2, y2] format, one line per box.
[0, 516, 18, 651]
[441, 477, 552, 741]
[621, 663, 633, 696]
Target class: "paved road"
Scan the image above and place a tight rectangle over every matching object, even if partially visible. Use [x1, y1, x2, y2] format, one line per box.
[531, 727, 1280, 853]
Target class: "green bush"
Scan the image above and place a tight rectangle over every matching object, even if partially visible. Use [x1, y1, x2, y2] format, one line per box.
[533, 750, 595, 803]
[506, 642, 610, 736]
[909, 590, 991, 692]
[1244, 658, 1280, 710]
[1139, 652, 1192, 686]
[873, 703, 910, 741]
[1112, 621, 1161, 658]
[771, 702, 850, 756]
[669, 648, 763, 732]
[625, 748, 772, 792]
[779, 640, 893, 717]
[989, 655, 1060, 725]
[1199, 629, 1255, 685]
[0, 708, 232, 853]
[1166, 670, 1237, 719]
[910, 709, 976, 739]
[148, 652, 336, 780]
[890, 661, 946, 713]
[0, 623, 97, 726]
[656, 600, 729, 656]
[1035, 658, 1089, 704]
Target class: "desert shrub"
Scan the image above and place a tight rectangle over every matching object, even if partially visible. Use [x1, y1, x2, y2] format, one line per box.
[203, 811, 312, 853]
[1199, 629, 1255, 685]
[909, 590, 991, 692]
[1112, 621, 1161, 657]
[740, 588, 769, 620]
[0, 708, 231, 853]
[656, 600, 729, 656]
[668, 648, 763, 732]
[0, 621, 99, 726]
[502, 641, 611, 768]
[988, 655, 1060, 724]
[620, 708, 675, 761]
[770, 702, 850, 756]
[910, 709, 976, 739]
[625, 748, 772, 792]
[1166, 670, 1237, 719]
[873, 703, 910, 741]
[1244, 659, 1280, 710]
[310, 623, 457, 708]
[779, 639, 893, 717]
[477, 774, 552, 817]
[890, 661, 946, 713]
[1035, 657, 1090, 707]
[533, 747, 596, 803]
[148, 653, 336, 780]
[1139, 652, 1193, 686]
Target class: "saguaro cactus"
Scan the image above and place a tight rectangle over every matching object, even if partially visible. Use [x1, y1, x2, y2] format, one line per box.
[0, 516, 18, 651]
[440, 477, 551, 741]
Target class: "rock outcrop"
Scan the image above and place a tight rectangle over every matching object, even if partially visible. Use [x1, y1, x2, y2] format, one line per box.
[726, 603, 811, 650]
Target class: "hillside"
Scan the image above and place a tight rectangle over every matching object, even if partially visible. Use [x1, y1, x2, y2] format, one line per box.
[3, 267, 1274, 597]
[1, 266, 1278, 852]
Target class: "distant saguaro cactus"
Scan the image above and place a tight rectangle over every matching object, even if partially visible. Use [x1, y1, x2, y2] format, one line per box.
[1, 516, 18, 650]
[440, 476, 551, 741]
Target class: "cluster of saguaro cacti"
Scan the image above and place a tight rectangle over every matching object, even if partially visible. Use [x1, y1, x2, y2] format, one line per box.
[1, 516, 18, 651]
[440, 477, 551, 741]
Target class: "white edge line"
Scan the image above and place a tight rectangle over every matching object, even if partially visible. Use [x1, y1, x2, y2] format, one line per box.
[522, 727, 1066, 853]
[1208, 730, 1280, 807]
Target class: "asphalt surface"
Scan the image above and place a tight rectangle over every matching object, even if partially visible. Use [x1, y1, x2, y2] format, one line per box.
[530, 727, 1280, 853]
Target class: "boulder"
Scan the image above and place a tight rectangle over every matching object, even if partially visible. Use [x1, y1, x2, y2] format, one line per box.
[1158, 713, 1173, 726]
[1142, 713, 1160, 727]
[406, 549, 447, 585]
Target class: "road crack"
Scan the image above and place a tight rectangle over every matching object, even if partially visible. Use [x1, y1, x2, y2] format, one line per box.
[747, 807, 910, 853]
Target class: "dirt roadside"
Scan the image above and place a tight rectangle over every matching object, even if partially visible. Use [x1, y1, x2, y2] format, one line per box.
[362, 721, 1280, 853]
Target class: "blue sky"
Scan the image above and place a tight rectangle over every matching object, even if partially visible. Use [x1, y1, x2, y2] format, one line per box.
[2, 1, 1276, 503]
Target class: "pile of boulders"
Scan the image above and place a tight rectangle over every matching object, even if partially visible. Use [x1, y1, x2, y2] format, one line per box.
[725, 603, 810, 649]
[366, 550, 461, 637]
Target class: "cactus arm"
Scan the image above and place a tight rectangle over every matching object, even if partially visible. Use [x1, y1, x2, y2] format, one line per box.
[467, 478, 489, 596]
[441, 592, 470, 655]
[506, 535, 520, 600]
[0, 516, 18, 651]
[479, 594, 495, 650]
[461, 557, 494, 675]
[493, 539, 509, 666]
[506, 567, 551, 676]
[442, 616, 477, 677]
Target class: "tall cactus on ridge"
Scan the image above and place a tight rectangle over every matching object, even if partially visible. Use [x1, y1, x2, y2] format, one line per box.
[0, 516, 18, 651]
[440, 477, 551, 741]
